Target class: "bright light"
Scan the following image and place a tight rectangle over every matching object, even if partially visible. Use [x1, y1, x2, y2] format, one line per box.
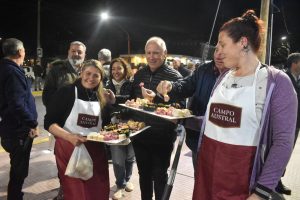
[100, 12, 109, 21]
[281, 36, 287, 40]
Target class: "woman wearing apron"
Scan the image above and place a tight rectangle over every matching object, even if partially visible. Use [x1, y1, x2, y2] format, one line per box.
[44, 59, 115, 200]
[193, 10, 297, 200]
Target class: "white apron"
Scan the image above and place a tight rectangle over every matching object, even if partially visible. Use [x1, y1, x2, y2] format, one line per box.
[55, 87, 110, 200]
[63, 87, 102, 136]
[193, 66, 261, 200]
[205, 66, 260, 146]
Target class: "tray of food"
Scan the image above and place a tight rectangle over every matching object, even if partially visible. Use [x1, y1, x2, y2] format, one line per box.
[87, 120, 150, 144]
[120, 98, 194, 120]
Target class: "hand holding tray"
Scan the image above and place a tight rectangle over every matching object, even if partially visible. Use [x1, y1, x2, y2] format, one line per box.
[119, 103, 194, 120]
[87, 125, 150, 144]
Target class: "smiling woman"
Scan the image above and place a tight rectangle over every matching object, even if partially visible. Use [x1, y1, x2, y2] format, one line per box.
[81, 60, 103, 88]
[44, 59, 116, 200]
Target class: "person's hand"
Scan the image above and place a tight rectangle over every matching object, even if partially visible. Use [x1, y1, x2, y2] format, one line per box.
[67, 134, 87, 146]
[156, 80, 171, 102]
[29, 127, 40, 138]
[141, 87, 156, 102]
[104, 88, 116, 104]
[246, 193, 263, 200]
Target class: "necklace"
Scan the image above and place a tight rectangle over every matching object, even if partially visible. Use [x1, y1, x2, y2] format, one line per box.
[85, 89, 95, 101]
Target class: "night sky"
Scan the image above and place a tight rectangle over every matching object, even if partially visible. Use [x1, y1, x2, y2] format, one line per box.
[1, 0, 300, 62]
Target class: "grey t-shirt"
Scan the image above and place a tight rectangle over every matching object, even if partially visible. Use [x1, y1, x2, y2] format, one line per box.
[222, 66, 268, 122]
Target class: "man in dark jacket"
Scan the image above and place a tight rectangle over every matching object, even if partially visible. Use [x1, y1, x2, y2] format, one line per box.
[157, 48, 226, 169]
[0, 38, 39, 199]
[33, 60, 44, 91]
[42, 41, 86, 107]
[277, 52, 300, 195]
[172, 57, 192, 78]
[98, 48, 111, 85]
[130, 36, 184, 200]
[42, 41, 86, 200]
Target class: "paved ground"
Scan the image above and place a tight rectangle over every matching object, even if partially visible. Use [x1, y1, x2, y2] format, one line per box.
[0, 95, 299, 200]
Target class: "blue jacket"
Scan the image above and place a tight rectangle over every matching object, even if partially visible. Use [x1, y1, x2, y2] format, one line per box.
[170, 61, 219, 116]
[0, 59, 38, 138]
[170, 61, 220, 152]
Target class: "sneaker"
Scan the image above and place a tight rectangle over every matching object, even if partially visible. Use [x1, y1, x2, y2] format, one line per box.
[112, 188, 124, 200]
[125, 182, 134, 192]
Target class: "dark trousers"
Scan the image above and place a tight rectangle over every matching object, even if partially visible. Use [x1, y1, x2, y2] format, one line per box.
[1, 136, 33, 200]
[185, 128, 199, 170]
[132, 141, 174, 200]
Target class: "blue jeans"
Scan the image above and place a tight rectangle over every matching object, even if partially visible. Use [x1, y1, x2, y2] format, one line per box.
[110, 143, 135, 189]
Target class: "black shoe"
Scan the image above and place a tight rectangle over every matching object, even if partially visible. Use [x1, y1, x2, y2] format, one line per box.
[53, 186, 64, 200]
[275, 180, 291, 195]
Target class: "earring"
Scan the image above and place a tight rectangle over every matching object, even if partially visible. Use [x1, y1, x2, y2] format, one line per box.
[243, 45, 250, 52]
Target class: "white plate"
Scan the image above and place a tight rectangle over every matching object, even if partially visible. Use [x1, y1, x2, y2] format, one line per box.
[87, 126, 150, 144]
[119, 104, 194, 120]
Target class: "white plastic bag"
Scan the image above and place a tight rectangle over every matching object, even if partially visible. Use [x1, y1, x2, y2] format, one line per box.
[65, 144, 93, 180]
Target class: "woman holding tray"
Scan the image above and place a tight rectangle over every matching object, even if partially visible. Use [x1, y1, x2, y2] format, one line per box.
[105, 57, 135, 199]
[44, 59, 115, 200]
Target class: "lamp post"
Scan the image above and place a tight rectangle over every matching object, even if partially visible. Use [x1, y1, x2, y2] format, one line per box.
[100, 12, 131, 56]
[37, 0, 43, 62]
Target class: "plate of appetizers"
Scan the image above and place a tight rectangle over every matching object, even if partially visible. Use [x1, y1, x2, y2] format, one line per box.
[120, 99, 194, 120]
[87, 120, 150, 144]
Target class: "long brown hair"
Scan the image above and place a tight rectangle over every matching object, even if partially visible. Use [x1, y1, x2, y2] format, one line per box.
[81, 59, 107, 109]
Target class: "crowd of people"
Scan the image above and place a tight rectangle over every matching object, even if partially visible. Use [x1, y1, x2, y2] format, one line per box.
[0, 9, 299, 200]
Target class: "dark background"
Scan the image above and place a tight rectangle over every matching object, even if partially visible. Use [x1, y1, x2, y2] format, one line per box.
[1, 0, 299, 63]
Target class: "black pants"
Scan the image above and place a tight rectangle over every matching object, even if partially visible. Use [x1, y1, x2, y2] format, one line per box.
[1, 136, 33, 200]
[185, 128, 199, 170]
[132, 141, 174, 200]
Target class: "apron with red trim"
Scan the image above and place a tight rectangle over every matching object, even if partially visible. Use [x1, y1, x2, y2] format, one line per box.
[193, 67, 260, 200]
[54, 87, 109, 200]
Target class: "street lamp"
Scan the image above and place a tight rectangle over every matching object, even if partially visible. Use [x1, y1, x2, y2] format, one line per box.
[281, 36, 287, 41]
[100, 12, 109, 21]
[100, 12, 131, 56]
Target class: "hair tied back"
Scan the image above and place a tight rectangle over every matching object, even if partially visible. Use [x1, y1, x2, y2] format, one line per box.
[241, 10, 257, 23]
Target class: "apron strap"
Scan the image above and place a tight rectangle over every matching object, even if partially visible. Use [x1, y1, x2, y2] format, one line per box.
[74, 86, 78, 99]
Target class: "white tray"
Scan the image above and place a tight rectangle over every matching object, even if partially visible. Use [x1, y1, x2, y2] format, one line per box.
[87, 126, 150, 144]
[119, 104, 194, 120]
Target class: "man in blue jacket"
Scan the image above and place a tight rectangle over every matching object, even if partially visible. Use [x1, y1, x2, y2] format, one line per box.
[0, 38, 39, 200]
[157, 47, 226, 169]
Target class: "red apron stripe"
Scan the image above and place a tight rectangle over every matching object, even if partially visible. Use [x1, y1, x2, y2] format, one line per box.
[54, 138, 109, 200]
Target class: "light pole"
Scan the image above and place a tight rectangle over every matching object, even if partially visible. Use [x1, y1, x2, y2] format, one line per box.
[117, 24, 130, 55]
[100, 12, 131, 56]
[37, 0, 43, 62]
